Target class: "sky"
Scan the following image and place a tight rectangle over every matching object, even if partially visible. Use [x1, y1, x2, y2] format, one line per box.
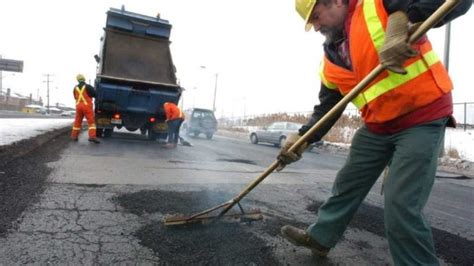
[1, 117, 473, 162]
[0, 0, 473, 118]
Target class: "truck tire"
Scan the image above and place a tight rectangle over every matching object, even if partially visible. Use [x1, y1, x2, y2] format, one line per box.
[147, 128, 157, 141]
[104, 128, 113, 138]
[206, 133, 213, 140]
[96, 128, 104, 138]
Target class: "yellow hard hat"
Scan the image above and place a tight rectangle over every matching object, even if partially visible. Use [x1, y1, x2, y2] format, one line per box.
[295, 0, 318, 32]
[76, 74, 85, 82]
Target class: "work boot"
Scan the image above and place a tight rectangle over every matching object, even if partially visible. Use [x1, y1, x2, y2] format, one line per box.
[71, 138, 78, 142]
[281, 225, 330, 257]
[88, 138, 101, 144]
[165, 143, 176, 149]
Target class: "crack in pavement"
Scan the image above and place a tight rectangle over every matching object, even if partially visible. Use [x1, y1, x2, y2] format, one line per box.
[0, 184, 158, 264]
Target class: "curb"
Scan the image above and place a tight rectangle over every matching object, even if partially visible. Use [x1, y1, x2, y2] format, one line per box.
[0, 126, 70, 168]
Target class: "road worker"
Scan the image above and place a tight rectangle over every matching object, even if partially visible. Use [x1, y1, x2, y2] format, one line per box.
[71, 74, 100, 144]
[278, 0, 471, 264]
[163, 102, 184, 148]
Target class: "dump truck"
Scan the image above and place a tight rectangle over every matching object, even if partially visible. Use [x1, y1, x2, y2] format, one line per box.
[94, 7, 181, 140]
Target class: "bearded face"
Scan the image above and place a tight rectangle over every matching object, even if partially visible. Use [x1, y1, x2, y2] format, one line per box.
[320, 26, 344, 43]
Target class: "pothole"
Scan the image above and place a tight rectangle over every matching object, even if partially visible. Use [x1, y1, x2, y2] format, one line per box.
[436, 174, 470, 180]
[217, 159, 257, 165]
[75, 184, 106, 188]
[168, 160, 186, 164]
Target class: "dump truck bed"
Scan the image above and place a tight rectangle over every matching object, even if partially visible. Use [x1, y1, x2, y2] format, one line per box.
[100, 28, 177, 85]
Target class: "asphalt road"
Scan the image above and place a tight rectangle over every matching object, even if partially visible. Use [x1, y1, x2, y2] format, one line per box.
[0, 129, 472, 264]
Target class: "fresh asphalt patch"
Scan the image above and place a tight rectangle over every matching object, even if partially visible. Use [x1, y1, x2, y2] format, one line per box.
[113, 190, 242, 216]
[115, 189, 473, 264]
[135, 222, 279, 265]
[114, 190, 281, 264]
[307, 201, 474, 265]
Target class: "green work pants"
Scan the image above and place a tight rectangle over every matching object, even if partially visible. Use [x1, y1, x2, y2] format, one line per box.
[307, 118, 447, 266]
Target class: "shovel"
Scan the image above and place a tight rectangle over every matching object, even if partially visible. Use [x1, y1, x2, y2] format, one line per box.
[179, 136, 193, 147]
[163, 0, 461, 227]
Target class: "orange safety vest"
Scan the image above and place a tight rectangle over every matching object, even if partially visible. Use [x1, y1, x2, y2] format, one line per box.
[319, 0, 452, 123]
[163, 102, 184, 121]
[74, 85, 94, 106]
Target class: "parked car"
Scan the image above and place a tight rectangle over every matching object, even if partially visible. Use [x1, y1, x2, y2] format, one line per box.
[61, 111, 75, 117]
[181, 108, 218, 139]
[249, 121, 319, 150]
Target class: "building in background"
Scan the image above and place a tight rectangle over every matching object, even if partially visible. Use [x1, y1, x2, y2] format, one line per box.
[0, 88, 42, 111]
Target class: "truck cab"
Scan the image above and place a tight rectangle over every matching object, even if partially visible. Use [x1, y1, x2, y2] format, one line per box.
[94, 7, 181, 140]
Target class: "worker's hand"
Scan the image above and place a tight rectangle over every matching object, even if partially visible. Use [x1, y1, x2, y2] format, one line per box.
[379, 11, 418, 75]
[276, 133, 308, 171]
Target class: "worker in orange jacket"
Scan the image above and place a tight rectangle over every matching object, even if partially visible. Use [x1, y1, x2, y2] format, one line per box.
[71, 74, 100, 144]
[163, 102, 184, 148]
[277, 0, 471, 264]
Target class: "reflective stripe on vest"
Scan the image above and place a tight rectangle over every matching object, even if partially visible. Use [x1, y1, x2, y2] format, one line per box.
[364, 0, 385, 52]
[75, 85, 88, 105]
[352, 50, 440, 109]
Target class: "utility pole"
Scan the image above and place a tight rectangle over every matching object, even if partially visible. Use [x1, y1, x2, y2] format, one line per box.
[0, 55, 2, 96]
[0, 70, 3, 97]
[212, 73, 218, 112]
[439, 22, 452, 157]
[43, 74, 53, 114]
[444, 22, 451, 71]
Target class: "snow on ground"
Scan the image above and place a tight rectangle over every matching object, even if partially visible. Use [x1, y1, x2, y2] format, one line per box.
[240, 125, 474, 163]
[444, 128, 474, 162]
[0, 118, 473, 162]
[336, 127, 474, 162]
[0, 118, 73, 146]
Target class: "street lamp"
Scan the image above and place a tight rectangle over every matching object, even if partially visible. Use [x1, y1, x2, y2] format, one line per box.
[200, 65, 218, 112]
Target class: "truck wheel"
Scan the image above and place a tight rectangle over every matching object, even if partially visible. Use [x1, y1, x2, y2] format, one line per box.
[147, 128, 157, 141]
[96, 128, 104, 138]
[158, 133, 168, 141]
[104, 128, 113, 138]
[206, 133, 213, 140]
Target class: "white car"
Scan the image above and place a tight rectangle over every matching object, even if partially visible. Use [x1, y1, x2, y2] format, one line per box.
[249, 121, 321, 150]
[61, 111, 75, 117]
